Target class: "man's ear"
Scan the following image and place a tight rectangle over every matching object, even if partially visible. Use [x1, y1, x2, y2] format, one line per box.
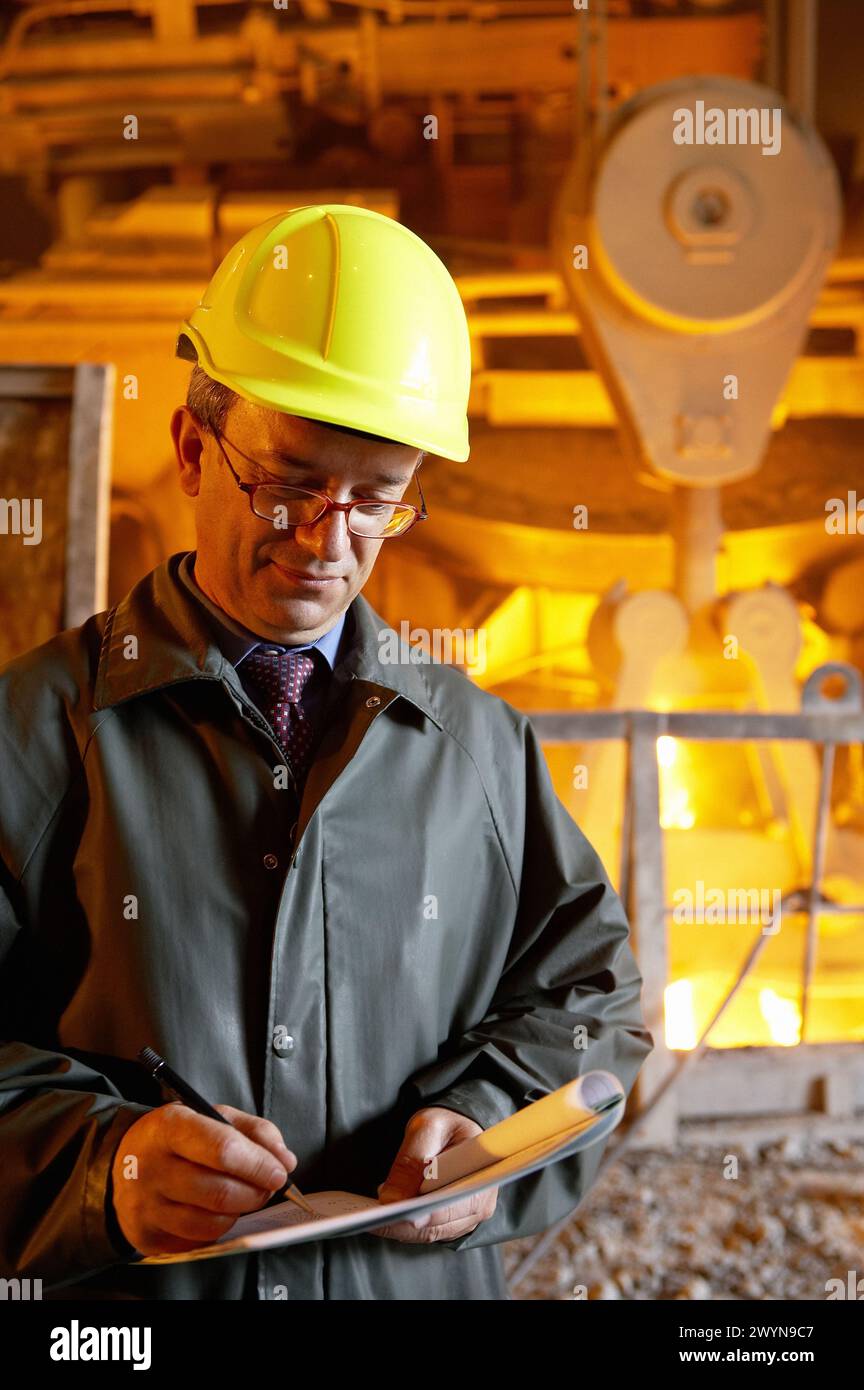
[172, 406, 207, 499]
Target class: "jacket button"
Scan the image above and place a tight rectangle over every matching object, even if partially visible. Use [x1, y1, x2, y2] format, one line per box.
[263, 853, 279, 869]
[366, 696, 381, 709]
[272, 1032, 295, 1057]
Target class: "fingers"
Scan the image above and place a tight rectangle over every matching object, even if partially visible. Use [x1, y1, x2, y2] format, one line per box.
[377, 1150, 427, 1202]
[147, 1196, 241, 1245]
[370, 1217, 478, 1243]
[159, 1104, 289, 1193]
[371, 1188, 499, 1244]
[110, 1103, 300, 1257]
[153, 1153, 282, 1215]
[214, 1105, 297, 1173]
[377, 1108, 472, 1203]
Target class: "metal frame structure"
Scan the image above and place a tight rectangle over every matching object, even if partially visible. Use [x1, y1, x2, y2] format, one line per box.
[64, 362, 115, 628]
[456, 259, 864, 427]
[0, 361, 114, 645]
[530, 682, 864, 1147]
[0, 1, 763, 181]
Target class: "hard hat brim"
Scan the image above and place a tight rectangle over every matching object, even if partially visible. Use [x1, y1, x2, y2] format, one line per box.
[176, 325, 470, 462]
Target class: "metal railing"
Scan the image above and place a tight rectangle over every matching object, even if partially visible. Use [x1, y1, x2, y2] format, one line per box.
[508, 662, 864, 1292]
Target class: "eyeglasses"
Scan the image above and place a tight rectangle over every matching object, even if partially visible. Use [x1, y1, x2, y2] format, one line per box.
[210, 428, 428, 539]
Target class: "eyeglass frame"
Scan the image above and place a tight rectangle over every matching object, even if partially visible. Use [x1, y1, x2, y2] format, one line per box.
[208, 425, 428, 538]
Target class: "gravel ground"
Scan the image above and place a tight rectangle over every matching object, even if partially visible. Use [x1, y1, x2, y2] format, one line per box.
[502, 1134, 864, 1301]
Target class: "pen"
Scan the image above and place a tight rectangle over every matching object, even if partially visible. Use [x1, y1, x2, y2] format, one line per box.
[137, 1045, 316, 1216]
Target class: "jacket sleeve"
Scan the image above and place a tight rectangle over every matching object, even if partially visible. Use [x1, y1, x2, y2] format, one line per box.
[0, 877, 151, 1285]
[402, 718, 654, 1251]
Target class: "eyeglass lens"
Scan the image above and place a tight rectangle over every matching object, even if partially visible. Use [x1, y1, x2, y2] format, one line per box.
[253, 486, 413, 538]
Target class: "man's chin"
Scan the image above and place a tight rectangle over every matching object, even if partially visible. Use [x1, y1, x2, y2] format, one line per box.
[254, 567, 350, 638]
[258, 595, 329, 632]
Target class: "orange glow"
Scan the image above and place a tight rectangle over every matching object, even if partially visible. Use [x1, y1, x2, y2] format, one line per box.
[664, 979, 698, 1050]
[758, 988, 801, 1046]
[657, 737, 696, 830]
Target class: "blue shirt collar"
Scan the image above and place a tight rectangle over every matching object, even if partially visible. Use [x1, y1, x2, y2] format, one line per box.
[176, 550, 348, 670]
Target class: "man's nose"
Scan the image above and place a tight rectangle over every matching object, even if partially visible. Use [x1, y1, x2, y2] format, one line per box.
[294, 506, 352, 561]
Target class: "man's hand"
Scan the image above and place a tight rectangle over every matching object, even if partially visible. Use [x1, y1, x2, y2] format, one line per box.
[110, 1102, 297, 1256]
[370, 1107, 499, 1244]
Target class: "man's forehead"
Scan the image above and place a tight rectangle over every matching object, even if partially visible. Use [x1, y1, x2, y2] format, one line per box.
[231, 400, 418, 474]
[234, 403, 413, 455]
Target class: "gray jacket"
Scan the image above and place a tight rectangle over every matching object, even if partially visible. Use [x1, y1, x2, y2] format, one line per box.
[0, 552, 653, 1299]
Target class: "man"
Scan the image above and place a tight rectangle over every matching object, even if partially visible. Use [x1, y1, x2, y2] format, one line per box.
[0, 204, 652, 1300]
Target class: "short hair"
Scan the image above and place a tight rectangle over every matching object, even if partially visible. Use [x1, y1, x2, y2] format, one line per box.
[186, 365, 424, 458]
[186, 364, 237, 435]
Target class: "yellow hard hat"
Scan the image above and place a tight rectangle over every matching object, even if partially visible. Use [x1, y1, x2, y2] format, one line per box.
[176, 203, 471, 461]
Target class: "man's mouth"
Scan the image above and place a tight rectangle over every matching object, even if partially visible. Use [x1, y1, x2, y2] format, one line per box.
[269, 561, 343, 588]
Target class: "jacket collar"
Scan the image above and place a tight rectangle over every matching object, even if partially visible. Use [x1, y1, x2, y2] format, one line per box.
[93, 551, 440, 724]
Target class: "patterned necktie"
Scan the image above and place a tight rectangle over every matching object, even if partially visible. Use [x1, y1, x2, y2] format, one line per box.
[241, 647, 320, 782]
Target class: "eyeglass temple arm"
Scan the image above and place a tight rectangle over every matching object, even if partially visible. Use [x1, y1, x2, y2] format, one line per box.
[414, 463, 427, 517]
